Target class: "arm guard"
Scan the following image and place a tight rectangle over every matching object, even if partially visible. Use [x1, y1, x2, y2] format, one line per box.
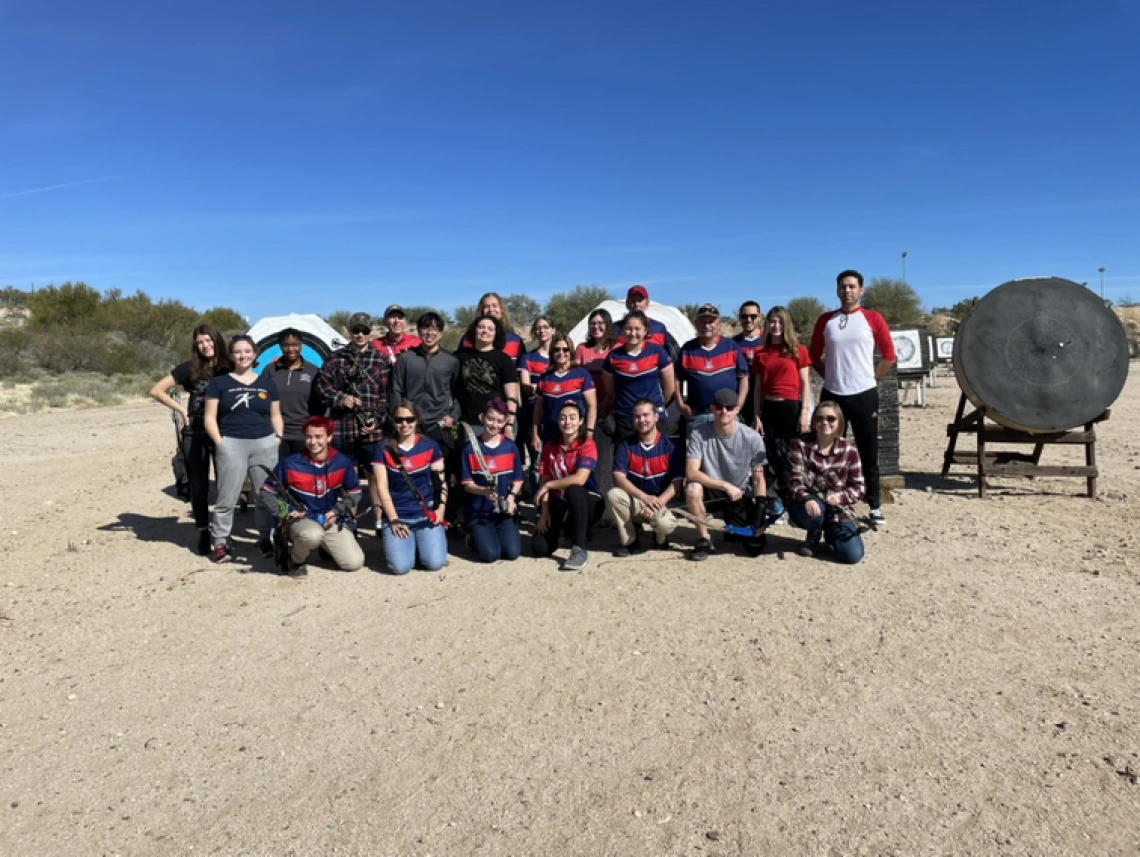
[431, 469, 445, 507]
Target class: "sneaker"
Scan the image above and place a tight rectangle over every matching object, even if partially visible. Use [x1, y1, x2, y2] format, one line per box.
[258, 538, 274, 558]
[614, 531, 645, 557]
[765, 501, 785, 528]
[211, 545, 232, 564]
[744, 534, 768, 557]
[197, 530, 211, 556]
[287, 564, 308, 578]
[562, 546, 589, 571]
[798, 531, 822, 558]
[692, 538, 713, 562]
[869, 508, 885, 527]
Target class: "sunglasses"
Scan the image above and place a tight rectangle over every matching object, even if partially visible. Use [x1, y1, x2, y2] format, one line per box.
[740, 313, 759, 320]
[711, 403, 735, 411]
[552, 347, 571, 354]
[393, 416, 416, 425]
[815, 415, 839, 424]
[351, 326, 371, 335]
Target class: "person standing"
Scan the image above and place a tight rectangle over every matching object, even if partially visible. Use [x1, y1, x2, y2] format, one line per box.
[606, 398, 683, 555]
[733, 300, 765, 427]
[148, 325, 233, 555]
[455, 316, 521, 440]
[576, 308, 619, 492]
[684, 389, 768, 561]
[458, 292, 528, 366]
[373, 305, 422, 364]
[518, 315, 555, 487]
[315, 312, 391, 474]
[809, 270, 896, 525]
[531, 333, 596, 449]
[617, 285, 672, 351]
[676, 303, 749, 434]
[392, 311, 461, 460]
[601, 310, 676, 442]
[259, 327, 321, 459]
[203, 335, 284, 564]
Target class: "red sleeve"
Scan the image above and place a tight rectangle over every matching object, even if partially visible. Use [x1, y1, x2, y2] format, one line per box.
[867, 311, 896, 360]
[809, 313, 830, 366]
[539, 443, 554, 480]
[796, 345, 811, 369]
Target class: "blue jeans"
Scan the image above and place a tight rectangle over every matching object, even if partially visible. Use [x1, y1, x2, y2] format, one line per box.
[788, 500, 865, 565]
[380, 517, 449, 574]
[468, 515, 522, 563]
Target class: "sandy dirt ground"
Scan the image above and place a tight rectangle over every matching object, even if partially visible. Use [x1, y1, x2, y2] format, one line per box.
[1, 373, 1138, 857]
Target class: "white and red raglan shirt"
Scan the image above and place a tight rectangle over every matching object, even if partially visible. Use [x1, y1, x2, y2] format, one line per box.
[809, 308, 896, 395]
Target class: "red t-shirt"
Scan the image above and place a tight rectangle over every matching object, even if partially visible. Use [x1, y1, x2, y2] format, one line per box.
[753, 343, 811, 400]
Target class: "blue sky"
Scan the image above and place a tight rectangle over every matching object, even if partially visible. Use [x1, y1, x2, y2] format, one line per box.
[2, 1, 1137, 321]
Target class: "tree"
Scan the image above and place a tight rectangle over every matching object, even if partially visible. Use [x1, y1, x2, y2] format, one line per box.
[930, 297, 979, 321]
[27, 282, 101, 327]
[679, 303, 702, 325]
[504, 294, 542, 330]
[395, 306, 452, 329]
[1114, 294, 1139, 308]
[862, 277, 924, 326]
[199, 307, 247, 332]
[452, 303, 480, 333]
[324, 310, 355, 336]
[544, 285, 614, 335]
[786, 297, 827, 340]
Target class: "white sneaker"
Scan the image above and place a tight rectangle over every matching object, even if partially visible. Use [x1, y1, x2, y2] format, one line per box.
[869, 508, 886, 526]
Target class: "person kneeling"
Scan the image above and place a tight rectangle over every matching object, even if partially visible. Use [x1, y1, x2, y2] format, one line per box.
[261, 416, 364, 576]
[373, 402, 450, 575]
[460, 398, 524, 563]
[606, 398, 683, 555]
[534, 401, 603, 571]
[684, 388, 769, 561]
[786, 401, 866, 564]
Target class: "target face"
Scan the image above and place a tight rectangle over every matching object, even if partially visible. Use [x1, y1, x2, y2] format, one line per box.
[891, 329, 923, 370]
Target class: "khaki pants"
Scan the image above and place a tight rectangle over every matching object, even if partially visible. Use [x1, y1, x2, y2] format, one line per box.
[605, 488, 679, 547]
[289, 519, 365, 571]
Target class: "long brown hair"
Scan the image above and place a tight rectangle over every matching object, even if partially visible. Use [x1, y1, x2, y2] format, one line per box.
[764, 306, 801, 360]
[583, 308, 619, 351]
[478, 292, 513, 333]
[190, 324, 233, 382]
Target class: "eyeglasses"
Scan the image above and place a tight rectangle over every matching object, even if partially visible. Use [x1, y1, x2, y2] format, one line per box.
[393, 416, 416, 425]
[815, 415, 839, 424]
[740, 313, 759, 321]
[552, 347, 571, 354]
[418, 326, 442, 334]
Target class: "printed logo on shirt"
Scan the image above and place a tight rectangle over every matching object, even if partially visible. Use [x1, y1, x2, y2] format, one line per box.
[234, 392, 255, 409]
[258, 392, 269, 400]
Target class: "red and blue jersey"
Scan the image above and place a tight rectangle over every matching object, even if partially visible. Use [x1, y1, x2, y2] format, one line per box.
[265, 450, 361, 518]
[614, 430, 684, 497]
[678, 336, 748, 414]
[733, 333, 765, 365]
[535, 367, 594, 440]
[602, 343, 673, 416]
[373, 435, 442, 521]
[540, 437, 600, 498]
[521, 350, 551, 414]
[614, 317, 670, 350]
[460, 436, 524, 522]
[459, 331, 528, 366]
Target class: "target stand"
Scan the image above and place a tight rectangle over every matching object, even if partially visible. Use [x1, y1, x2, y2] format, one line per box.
[941, 393, 1107, 498]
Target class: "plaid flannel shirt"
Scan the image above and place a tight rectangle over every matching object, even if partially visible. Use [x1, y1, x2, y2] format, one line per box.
[315, 344, 390, 445]
[788, 436, 865, 524]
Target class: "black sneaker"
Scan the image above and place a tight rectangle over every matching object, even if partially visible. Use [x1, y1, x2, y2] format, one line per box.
[798, 531, 822, 558]
[258, 538, 274, 558]
[692, 538, 712, 562]
[614, 531, 645, 557]
[197, 530, 211, 556]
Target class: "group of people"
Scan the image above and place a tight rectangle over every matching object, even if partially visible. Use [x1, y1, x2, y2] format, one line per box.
[150, 270, 896, 575]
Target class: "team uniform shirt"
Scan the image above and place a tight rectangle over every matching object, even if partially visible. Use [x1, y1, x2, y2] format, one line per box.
[205, 374, 279, 439]
[614, 430, 684, 498]
[374, 435, 443, 521]
[373, 333, 422, 364]
[614, 317, 670, 349]
[677, 336, 749, 414]
[787, 436, 865, 524]
[535, 367, 595, 440]
[459, 331, 527, 366]
[264, 450, 362, 518]
[460, 436, 524, 522]
[170, 361, 223, 434]
[520, 350, 551, 415]
[753, 343, 811, 400]
[602, 343, 673, 416]
[733, 333, 765, 366]
[540, 437, 600, 498]
[809, 308, 896, 396]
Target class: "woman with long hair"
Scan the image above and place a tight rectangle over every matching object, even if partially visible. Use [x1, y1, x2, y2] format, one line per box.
[600, 310, 676, 442]
[576, 308, 619, 492]
[518, 315, 556, 486]
[752, 305, 812, 505]
[459, 292, 528, 366]
[149, 324, 234, 555]
[533, 401, 603, 572]
[456, 315, 521, 440]
[203, 335, 284, 564]
[787, 401, 866, 564]
[372, 401, 449, 575]
[460, 398, 524, 563]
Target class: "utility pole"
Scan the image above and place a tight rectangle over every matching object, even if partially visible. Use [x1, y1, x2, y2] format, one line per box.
[1099, 267, 1106, 300]
[902, 251, 908, 283]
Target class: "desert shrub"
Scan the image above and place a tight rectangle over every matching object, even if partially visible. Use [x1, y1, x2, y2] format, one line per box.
[0, 286, 30, 308]
[199, 307, 246, 331]
[27, 282, 102, 327]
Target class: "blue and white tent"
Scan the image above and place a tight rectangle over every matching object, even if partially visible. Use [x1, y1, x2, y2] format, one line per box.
[246, 313, 346, 369]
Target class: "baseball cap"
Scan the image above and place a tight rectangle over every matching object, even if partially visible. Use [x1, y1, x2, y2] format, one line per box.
[713, 388, 739, 409]
[627, 285, 649, 301]
[696, 302, 720, 319]
[383, 305, 406, 318]
[348, 312, 372, 332]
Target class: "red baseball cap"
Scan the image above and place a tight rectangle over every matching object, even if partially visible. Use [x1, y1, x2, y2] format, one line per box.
[627, 285, 649, 301]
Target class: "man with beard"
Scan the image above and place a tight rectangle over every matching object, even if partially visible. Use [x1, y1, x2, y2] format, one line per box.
[733, 300, 764, 428]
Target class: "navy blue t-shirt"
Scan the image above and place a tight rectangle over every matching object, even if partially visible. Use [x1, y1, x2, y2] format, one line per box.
[206, 374, 279, 440]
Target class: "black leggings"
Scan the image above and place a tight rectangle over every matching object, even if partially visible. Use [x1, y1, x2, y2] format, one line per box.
[760, 399, 802, 498]
[182, 431, 215, 530]
[278, 438, 308, 460]
[822, 387, 881, 509]
[532, 485, 602, 556]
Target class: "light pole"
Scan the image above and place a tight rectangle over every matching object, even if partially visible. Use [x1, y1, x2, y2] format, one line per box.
[1099, 266, 1106, 300]
[902, 251, 908, 283]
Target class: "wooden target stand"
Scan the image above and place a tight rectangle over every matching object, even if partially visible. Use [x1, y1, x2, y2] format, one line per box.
[941, 393, 1107, 498]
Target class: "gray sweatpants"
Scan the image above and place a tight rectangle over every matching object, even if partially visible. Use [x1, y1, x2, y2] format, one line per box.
[211, 435, 279, 548]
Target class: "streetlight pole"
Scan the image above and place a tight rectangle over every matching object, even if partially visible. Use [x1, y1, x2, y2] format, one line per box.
[902, 251, 908, 283]
[1099, 267, 1106, 300]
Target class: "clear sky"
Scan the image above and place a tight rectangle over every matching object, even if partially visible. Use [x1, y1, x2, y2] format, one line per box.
[2, 1, 1137, 321]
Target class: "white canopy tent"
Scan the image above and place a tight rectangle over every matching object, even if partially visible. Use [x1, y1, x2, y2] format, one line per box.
[246, 313, 347, 368]
[566, 300, 696, 349]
